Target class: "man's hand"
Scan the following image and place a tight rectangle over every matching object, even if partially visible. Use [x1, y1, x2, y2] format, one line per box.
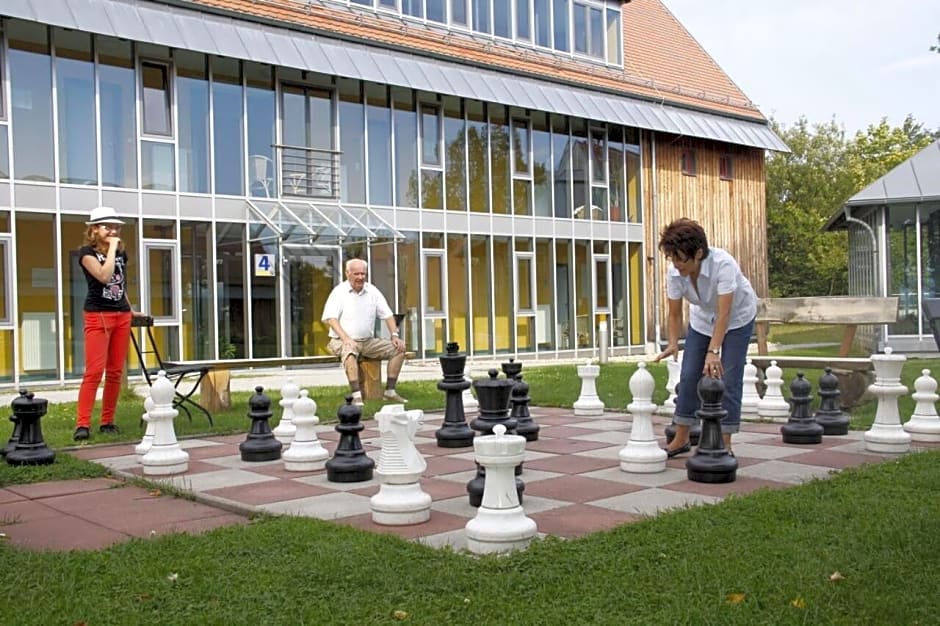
[391, 336, 405, 353]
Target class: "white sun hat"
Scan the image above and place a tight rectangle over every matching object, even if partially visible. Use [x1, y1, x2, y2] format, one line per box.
[86, 206, 125, 225]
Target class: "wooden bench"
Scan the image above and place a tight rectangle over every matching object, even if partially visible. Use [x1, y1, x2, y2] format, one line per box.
[179, 352, 416, 413]
[755, 296, 899, 357]
[748, 355, 874, 408]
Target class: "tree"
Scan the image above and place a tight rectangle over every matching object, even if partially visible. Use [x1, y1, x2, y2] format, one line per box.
[765, 116, 938, 297]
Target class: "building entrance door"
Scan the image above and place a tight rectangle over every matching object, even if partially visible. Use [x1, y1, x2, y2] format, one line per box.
[283, 244, 340, 357]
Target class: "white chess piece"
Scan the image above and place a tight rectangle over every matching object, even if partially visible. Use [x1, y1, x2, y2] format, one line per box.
[573, 360, 604, 417]
[740, 358, 762, 419]
[903, 369, 940, 442]
[619, 362, 667, 473]
[462, 365, 479, 416]
[273, 379, 299, 446]
[465, 424, 537, 554]
[282, 390, 329, 471]
[371, 404, 432, 525]
[140, 371, 189, 475]
[864, 348, 911, 453]
[657, 355, 681, 415]
[134, 395, 156, 460]
[757, 360, 789, 420]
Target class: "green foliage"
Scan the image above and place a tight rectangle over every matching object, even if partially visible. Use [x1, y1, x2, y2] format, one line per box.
[766, 115, 939, 297]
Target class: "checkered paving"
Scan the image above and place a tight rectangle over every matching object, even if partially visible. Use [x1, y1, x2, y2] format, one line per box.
[72, 408, 934, 551]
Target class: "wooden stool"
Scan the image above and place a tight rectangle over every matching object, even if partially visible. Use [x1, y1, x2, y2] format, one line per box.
[358, 357, 384, 400]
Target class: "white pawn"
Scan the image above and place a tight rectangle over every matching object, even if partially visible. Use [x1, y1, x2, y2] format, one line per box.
[465, 424, 537, 555]
[865, 348, 911, 453]
[757, 360, 789, 420]
[135, 395, 156, 460]
[370, 404, 432, 525]
[273, 379, 299, 446]
[740, 358, 762, 420]
[140, 371, 189, 476]
[462, 365, 479, 416]
[619, 362, 667, 473]
[573, 360, 604, 417]
[282, 390, 329, 471]
[657, 355, 681, 415]
[904, 369, 940, 442]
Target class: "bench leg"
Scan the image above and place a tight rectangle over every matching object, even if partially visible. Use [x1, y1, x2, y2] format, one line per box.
[756, 322, 770, 356]
[358, 358, 383, 401]
[839, 325, 857, 357]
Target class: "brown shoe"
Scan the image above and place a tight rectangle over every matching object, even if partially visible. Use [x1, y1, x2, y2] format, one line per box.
[383, 390, 408, 403]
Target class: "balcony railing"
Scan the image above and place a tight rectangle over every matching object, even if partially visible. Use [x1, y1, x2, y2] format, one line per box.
[273, 144, 341, 200]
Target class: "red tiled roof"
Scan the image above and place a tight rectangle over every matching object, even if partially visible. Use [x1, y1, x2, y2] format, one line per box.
[184, 0, 764, 121]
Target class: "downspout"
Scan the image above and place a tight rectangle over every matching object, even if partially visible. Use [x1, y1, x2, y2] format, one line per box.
[650, 131, 662, 351]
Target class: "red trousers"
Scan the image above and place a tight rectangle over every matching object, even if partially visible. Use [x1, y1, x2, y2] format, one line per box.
[76, 311, 132, 428]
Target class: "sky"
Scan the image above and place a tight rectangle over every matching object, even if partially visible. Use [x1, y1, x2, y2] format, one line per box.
[660, 0, 940, 135]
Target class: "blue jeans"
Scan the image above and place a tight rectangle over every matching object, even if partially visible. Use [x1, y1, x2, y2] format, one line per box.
[673, 318, 755, 434]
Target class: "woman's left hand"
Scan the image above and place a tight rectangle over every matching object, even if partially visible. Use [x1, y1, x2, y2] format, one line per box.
[703, 353, 723, 378]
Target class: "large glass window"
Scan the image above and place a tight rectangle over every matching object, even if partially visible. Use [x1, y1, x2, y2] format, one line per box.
[397, 232, 421, 353]
[589, 126, 608, 220]
[490, 105, 510, 215]
[629, 242, 644, 345]
[180, 221, 213, 359]
[572, 2, 588, 54]
[467, 100, 489, 213]
[246, 63, 276, 199]
[552, 115, 570, 218]
[493, 236, 514, 352]
[10, 22, 54, 182]
[470, 235, 492, 353]
[575, 239, 592, 348]
[570, 119, 589, 219]
[402, 0, 423, 18]
[420, 103, 443, 209]
[512, 117, 532, 216]
[366, 83, 392, 206]
[608, 125, 626, 222]
[516, 0, 531, 40]
[212, 58, 244, 196]
[606, 8, 622, 65]
[427, 0, 446, 22]
[0, 127, 9, 179]
[553, 0, 570, 52]
[535, 238, 555, 349]
[555, 239, 574, 350]
[17, 213, 58, 379]
[532, 112, 552, 217]
[339, 78, 366, 204]
[177, 51, 210, 194]
[625, 127, 641, 221]
[451, 0, 469, 26]
[494, 0, 511, 38]
[141, 141, 175, 191]
[472, 0, 491, 34]
[534, 0, 551, 47]
[611, 241, 627, 346]
[393, 87, 418, 207]
[447, 234, 470, 352]
[588, 6, 604, 58]
[443, 96, 466, 211]
[98, 37, 137, 188]
[55, 29, 97, 185]
[216, 223, 246, 358]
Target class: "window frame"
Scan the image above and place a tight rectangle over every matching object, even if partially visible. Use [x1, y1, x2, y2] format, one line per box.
[139, 59, 174, 138]
[681, 149, 697, 177]
[719, 154, 734, 181]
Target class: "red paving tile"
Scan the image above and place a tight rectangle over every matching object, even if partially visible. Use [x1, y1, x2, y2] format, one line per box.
[529, 504, 641, 538]
[4, 514, 130, 551]
[0, 488, 25, 504]
[204, 480, 333, 505]
[524, 474, 645, 503]
[523, 453, 619, 474]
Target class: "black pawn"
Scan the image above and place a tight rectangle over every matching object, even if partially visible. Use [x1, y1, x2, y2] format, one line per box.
[511, 375, 539, 442]
[686, 377, 737, 483]
[239, 386, 283, 462]
[435, 342, 475, 448]
[814, 368, 850, 436]
[467, 370, 522, 507]
[6, 390, 56, 467]
[781, 373, 824, 444]
[326, 396, 375, 483]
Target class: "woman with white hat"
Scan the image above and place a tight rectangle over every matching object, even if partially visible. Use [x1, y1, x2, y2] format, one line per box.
[74, 206, 141, 441]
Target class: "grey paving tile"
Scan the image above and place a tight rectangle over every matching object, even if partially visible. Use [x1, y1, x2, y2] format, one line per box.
[588, 487, 721, 516]
[258, 491, 373, 519]
[736, 460, 837, 484]
[581, 466, 688, 487]
[151, 469, 278, 492]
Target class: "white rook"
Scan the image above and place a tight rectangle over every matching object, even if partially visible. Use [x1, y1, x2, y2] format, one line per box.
[370, 404, 431, 525]
[864, 347, 911, 453]
[273, 378, 299, 446]
[619, 362, 667, 473]
[573, 360, 604, 417]
[465, 424, 537, 554]
[282, 390, 329, 472]
[140, 371, 189, 476]
[904, 369, 940, 442]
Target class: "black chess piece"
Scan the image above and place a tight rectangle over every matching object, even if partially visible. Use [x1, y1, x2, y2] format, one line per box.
[664, 380, 701, 445]
[239, 386, 283, 462]
[814, 367, 850, 436]
[326, 396, 375, 482]
[467, 370, 522, 507]
[686, 376, 737, 483]
[511, 374, 539, 442]
[2, 407, 21, 458]
[501, 357, 522, 381]
[435, 342, 475, 448]
[781, 372, 824, 444]
[6, 390, 56, 467]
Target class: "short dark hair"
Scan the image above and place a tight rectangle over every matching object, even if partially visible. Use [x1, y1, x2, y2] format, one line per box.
[658, 218, 709, 261]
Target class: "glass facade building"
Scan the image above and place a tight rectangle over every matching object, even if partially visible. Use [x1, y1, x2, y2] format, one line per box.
[0, 1, 783, 385]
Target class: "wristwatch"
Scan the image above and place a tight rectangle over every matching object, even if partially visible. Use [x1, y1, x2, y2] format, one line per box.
[392, 332, 400, 337]
[708, 348, 720, 355]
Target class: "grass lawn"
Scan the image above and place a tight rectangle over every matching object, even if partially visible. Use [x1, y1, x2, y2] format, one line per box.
[1, 335, 939, 623]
